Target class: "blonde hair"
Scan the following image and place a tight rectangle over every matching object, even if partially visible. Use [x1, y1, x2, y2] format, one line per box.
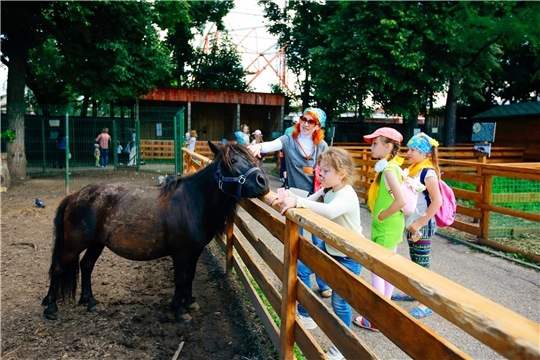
[374, 136, 401, 184]
[190, 130, 197, 137]
[430, 147, 441, 179]
[317, 148, 359, 186]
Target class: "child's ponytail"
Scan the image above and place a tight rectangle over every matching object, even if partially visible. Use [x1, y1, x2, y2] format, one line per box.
[431, 146, 441, 179]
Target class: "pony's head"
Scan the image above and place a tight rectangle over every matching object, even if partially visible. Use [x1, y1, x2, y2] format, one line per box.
[210, 140, 269, 199]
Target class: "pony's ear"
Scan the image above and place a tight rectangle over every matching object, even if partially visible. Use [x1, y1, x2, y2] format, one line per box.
[208, 140, 221, 155]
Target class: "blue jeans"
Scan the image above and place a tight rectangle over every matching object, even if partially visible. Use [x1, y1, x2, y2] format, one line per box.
[297, 247, 361, 328]
[100, 148, 109, 167]
[299, 228, 329, 292]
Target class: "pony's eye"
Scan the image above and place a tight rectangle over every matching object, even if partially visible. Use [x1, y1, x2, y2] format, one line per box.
[231, 158, 237, 164]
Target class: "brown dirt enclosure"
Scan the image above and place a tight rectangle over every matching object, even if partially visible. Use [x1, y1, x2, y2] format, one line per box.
[1, 172, 277, 360]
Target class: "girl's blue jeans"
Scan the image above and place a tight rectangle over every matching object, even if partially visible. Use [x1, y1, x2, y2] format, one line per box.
[299, 228, 330, 292]
[297, 248, 361, 328]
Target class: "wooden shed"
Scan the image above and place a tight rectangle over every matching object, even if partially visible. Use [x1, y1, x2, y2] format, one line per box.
[471, 102, 540, 161]
[140, 88, 286, 142]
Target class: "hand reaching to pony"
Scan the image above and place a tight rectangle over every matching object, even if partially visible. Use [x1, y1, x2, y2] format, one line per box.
[280, 197, 297, 215]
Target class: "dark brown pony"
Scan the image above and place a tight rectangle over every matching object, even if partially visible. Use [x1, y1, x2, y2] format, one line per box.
[42, 141, 268, 322]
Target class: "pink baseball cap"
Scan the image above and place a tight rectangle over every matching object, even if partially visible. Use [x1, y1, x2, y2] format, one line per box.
[363, 127, 403, 143]
[252, 130, 262, 136]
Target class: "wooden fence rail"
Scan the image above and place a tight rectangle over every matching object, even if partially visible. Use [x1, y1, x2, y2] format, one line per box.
[182, 148, 540, 360]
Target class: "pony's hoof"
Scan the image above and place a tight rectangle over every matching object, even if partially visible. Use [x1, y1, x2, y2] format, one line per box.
[88, 302, 105, 313]
[186, 301, 200, 312]
[44, 313, 58, 321]
[87, 297, 100, 310]
[44, 303, 58, 316]
[175, 312, 192, 324]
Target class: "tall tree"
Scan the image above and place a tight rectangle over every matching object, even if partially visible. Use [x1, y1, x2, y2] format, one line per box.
[153, 0, 234, 87]
[1, 2, 53, 178]
[188, 34, 248, 91]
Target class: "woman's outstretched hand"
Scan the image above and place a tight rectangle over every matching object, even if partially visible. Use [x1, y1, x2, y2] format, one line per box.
[248, 143, 262, 158]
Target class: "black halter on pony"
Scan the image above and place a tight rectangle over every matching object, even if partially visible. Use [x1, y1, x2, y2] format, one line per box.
[213, 165, 261, 200]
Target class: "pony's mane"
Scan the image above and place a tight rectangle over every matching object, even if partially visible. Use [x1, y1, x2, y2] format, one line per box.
[158, 142, 257, 208]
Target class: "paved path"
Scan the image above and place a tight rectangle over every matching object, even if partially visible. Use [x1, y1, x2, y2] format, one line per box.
[251, 162, 540, 359]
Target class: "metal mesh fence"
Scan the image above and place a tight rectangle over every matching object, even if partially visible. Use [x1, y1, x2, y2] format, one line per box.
[2, 104, 185, 193]
[489, 177, 540, 238]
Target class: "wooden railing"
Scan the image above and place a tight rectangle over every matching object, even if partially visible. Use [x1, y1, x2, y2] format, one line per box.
[339, 146, 540, 260]
[181, 147, 540, 360]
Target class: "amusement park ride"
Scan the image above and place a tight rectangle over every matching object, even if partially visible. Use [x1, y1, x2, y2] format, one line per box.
[197, 7, 295, 95]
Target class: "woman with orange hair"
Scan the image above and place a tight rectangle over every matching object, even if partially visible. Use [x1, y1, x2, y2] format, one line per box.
[249, 107, 331, 297]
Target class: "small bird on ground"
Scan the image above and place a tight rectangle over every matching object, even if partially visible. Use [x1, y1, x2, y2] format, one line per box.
[157, 175, 166, 185]
[35, 198, 45, 208]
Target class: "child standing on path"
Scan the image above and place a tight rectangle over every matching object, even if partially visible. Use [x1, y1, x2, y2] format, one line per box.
[353, 127, 406, 332]
[94, 144, 100, 167]
[116, 140, 123, 165]
[391, 132, 443, 319]
[269, 148, 362, 360]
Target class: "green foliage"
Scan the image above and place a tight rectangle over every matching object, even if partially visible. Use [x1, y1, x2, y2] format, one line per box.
[0, 130, 16, 142]
[188, 35, 247, 91]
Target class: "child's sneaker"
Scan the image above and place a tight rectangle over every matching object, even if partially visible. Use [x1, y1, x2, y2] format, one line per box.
[298, 314, 317, 330]
[353, 315, 379, 332]
[326, 344, 344, 360]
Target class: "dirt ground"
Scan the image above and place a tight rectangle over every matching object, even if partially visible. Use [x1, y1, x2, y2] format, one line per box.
[1, 173, 277, 360]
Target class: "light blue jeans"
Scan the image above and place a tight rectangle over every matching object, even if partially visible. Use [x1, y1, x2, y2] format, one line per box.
[297, 245, 361, 328]
[299, 228, 329, 292]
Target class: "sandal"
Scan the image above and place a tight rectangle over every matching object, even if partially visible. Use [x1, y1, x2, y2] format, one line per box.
[353, 316, 379, 332]
[391, 292, 415, 301]
[410, 307, 433, 319]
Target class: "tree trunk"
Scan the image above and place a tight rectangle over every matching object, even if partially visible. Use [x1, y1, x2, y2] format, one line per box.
[444, 76, 459, 147]
[403, 110, 418, 144]
[81, 96, 89, 117]
[6, 32, 29, 180]
[301, 72, 310, 110]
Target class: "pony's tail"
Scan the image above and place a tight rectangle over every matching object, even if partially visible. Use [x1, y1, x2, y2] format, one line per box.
[50, 195, 79, 302]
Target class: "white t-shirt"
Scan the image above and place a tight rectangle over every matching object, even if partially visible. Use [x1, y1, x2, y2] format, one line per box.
[188, 137, 196, 151]
[289, 185, 363, 257]
[405, 169, 437, 228]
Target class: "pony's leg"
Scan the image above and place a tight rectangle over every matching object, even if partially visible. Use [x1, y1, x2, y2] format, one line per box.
[170, 253, 191, 323]
[182, 250, 204, 312]
[42, 251, 80, 319]
[79, 242, 105, 310]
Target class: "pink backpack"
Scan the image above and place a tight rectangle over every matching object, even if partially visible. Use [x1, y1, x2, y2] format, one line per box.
[384, 165, 424, 215]
[420, 169, 456, 227]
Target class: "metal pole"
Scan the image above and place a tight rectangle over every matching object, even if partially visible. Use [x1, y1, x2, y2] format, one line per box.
[41, 118, 46, 172]
[112, 120, 117, 168]
[175, 107, 185, 175]
[136, 100, 140, 171]
[65, 113, 70, 195]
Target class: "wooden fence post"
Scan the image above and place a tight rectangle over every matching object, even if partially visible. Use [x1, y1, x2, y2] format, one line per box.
[480, 174, 493, 239]
[225, 220, 234, 275]
[279, 218, 300, 360]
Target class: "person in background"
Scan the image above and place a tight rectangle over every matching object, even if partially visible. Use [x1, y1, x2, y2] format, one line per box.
[188, 130, 197, 151]
[353, 127, 405, 332]
[56, 133, 67, 169]
[391, 132, 443, 320]
[94, 144, 100, 167]
[241, 124, 250, 145]
[269, 148, 362, 360]
[95, 127, 111, 168]
[250, 129, 265, 170]
[116, 140, 123, 166]
[128, 129, 137, 166]
[248, 107, 331, 298]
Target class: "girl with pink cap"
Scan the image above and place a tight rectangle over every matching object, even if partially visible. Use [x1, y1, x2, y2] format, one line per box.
[353, 127, 406, 331]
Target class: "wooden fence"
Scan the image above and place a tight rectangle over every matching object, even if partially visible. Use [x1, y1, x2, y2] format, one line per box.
[336, 146, 540, 261]
[181, 147, 540, 360]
